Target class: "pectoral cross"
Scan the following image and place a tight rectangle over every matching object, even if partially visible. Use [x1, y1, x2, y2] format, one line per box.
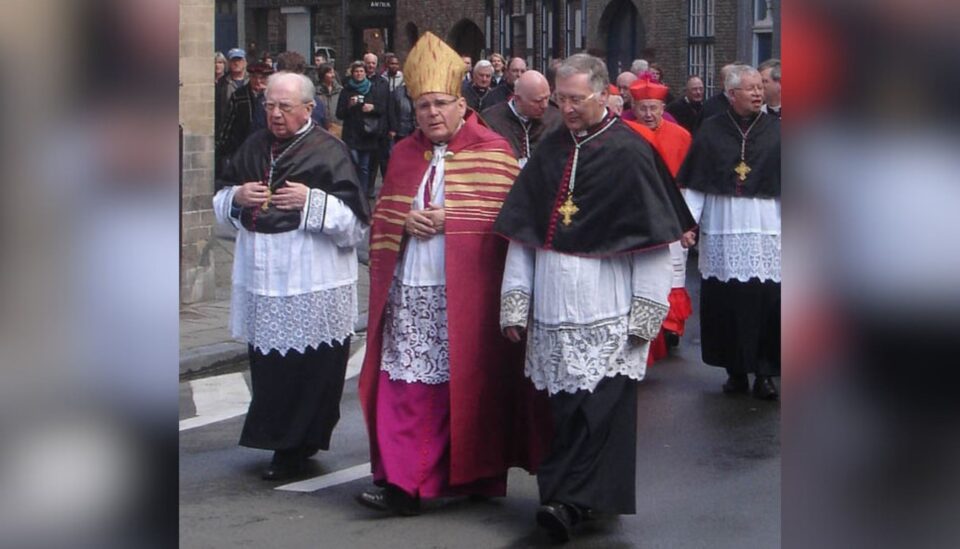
[558, 196, 579, 226]
[734, 160, 752, 182]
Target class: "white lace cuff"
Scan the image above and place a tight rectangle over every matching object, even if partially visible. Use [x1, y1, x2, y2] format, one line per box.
[628, 296, 669, 341]
[303, 188, 328, 232]
[500, 290, 530, 331]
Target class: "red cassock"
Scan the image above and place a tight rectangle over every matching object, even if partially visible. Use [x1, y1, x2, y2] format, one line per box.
[625, 118, 694, 365]
[359, 112, 552, 487]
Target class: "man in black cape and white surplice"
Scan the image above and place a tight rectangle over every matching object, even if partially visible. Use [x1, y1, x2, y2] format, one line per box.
[494, 54, 695, 542]
[213, 72, 370, 481]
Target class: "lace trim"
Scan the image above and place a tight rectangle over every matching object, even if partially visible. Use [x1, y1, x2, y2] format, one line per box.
[380, 283, 450, 385]
[628, 296, 669, 341]
[525, 315, 647, 395]
[500, 290, 530, 330]
[304, 189, 327, 232]
[699, 233, 781, 282]
[233, 285, 356, 356]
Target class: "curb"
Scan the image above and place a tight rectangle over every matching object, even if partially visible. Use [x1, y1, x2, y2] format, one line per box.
[180, 341, 248, 378]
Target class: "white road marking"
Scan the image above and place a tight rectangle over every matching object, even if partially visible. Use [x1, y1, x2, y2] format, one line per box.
[274, 462, 372, 492]
[179, 372, 250, 432]
[179, 342, 367, 432]
[345, 342, 366, 380]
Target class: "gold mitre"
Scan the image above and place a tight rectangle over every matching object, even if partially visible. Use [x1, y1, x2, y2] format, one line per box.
[403, 32, 465, 100]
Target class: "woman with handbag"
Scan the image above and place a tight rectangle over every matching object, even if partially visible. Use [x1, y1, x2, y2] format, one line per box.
[337, 61, 387, 198]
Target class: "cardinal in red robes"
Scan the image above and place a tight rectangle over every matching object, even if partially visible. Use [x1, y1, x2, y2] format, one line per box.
[356, 32, 551, 516]
[624, 75, 695, 363]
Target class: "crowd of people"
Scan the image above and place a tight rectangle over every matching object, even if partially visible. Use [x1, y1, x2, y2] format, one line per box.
[212, 33, 780, 542]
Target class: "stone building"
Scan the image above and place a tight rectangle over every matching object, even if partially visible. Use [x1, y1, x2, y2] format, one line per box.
[181, 0, 218, 303]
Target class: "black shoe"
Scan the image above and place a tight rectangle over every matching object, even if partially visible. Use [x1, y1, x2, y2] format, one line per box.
[753, 375, 779, 401]
[665, 331, 680, 348]
[536, 502, 576, 542]
[261, 450, 303, 481]
[722, 373, 750, 394]
[356, 485, 420, 516]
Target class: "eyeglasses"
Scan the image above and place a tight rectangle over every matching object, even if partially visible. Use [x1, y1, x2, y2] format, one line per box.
[415, 98, 459, 112]
[265, 101, 307, 113]
[553, 92, 597, 108]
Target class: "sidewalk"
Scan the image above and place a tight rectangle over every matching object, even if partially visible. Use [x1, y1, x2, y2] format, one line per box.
[180, 261, 371, 378]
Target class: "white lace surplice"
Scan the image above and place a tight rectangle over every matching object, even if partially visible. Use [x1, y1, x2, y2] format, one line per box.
[500, 243, 672, 395]
[213, 185, 366, 355]
[380, 144, 451, 384]
[683, 189, 781, 283]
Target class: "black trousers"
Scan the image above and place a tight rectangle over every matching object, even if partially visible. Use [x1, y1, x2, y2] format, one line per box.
[700, 277, 781, 376]
[239, 338, 351, 452]
[537, 375, 638, 515]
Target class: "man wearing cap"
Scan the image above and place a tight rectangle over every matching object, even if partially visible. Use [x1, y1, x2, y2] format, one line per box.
[357, 32, 550, 516]
[216, 62, 274, 167]
[494, 54, 694, 542]
[213, 72, 370, 481]
[482, 70, 562, 168]
[215, 48, 250, 176]
[624, 75, 695, 357]
[677, 64, 781, 400]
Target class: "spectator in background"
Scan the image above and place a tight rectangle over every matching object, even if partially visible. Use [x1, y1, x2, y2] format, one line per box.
[701, 62, 741, 121]
[215, 48, 249, 176]
[317, 64, 343, 134]
[261, 52, 275, 70]
[215, 52, 227, 82]
[494, 57, 527, 99]
[387, 76, 415, 145]
[216, 62, 274, 170]
[759, 58, 781, 119]
[616, 71, 638, 120]
[647, 63, 675, 104]
[489, 52, 506, 86]
[630, 58, 649, 75]
[666, 75, 706, 136]
[461, 54, 473, 83]
[337, 61, 388, 198]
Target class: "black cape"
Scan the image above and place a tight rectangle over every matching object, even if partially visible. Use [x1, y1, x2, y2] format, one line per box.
[494, 116, 695, 257]
[216, 125, 370, 234]
[678, 109, 780, 198]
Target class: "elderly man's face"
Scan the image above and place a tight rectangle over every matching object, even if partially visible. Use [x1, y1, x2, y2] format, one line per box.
[685, 77, 705, 102]
[555, 73, 607, 133]
[633, 99, 665, 129]
[506, 59, 527, 84]
[414, 93, 466, 144]
[616, 72, 637, 104]
[363, 54, 378, 77]
[473, 67, 493, 89]
[266, 79, 313, 139]
[729, 72, 764, 116]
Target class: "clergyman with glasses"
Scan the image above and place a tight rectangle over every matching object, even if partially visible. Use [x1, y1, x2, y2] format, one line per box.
[356, 32, 551, 517]
[494, 53, 695, 542]
[213, 72, 370, 482]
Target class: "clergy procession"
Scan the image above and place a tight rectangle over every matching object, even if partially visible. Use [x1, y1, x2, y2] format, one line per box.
[202, 24, 779, 546]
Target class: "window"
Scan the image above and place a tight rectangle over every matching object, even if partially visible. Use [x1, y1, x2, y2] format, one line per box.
[688, 0, 716, 95]
[564, 0, 583, 56]
[540, 0, 557, 71]
[486, 0, 494, 51]
[753, 0, 773, 65]
[500, 0, 513, 55]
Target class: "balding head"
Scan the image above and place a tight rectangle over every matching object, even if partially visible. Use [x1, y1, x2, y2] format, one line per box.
[616, 71, 638, 105]
[265, 72, 316, 139]
[514, 70, 551, 119]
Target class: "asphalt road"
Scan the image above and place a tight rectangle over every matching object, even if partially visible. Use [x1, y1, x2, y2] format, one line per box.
[179, 275, 780, 548]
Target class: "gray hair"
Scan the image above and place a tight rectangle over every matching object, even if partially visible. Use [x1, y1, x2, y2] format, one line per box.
[724, 65, 760, 97]
[267, 72, 317, 106]
[630, 59, 649, 74]
[556, 53, 609, 95]
[758, 58, 781, 82]
[474, 59, 494, 74]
